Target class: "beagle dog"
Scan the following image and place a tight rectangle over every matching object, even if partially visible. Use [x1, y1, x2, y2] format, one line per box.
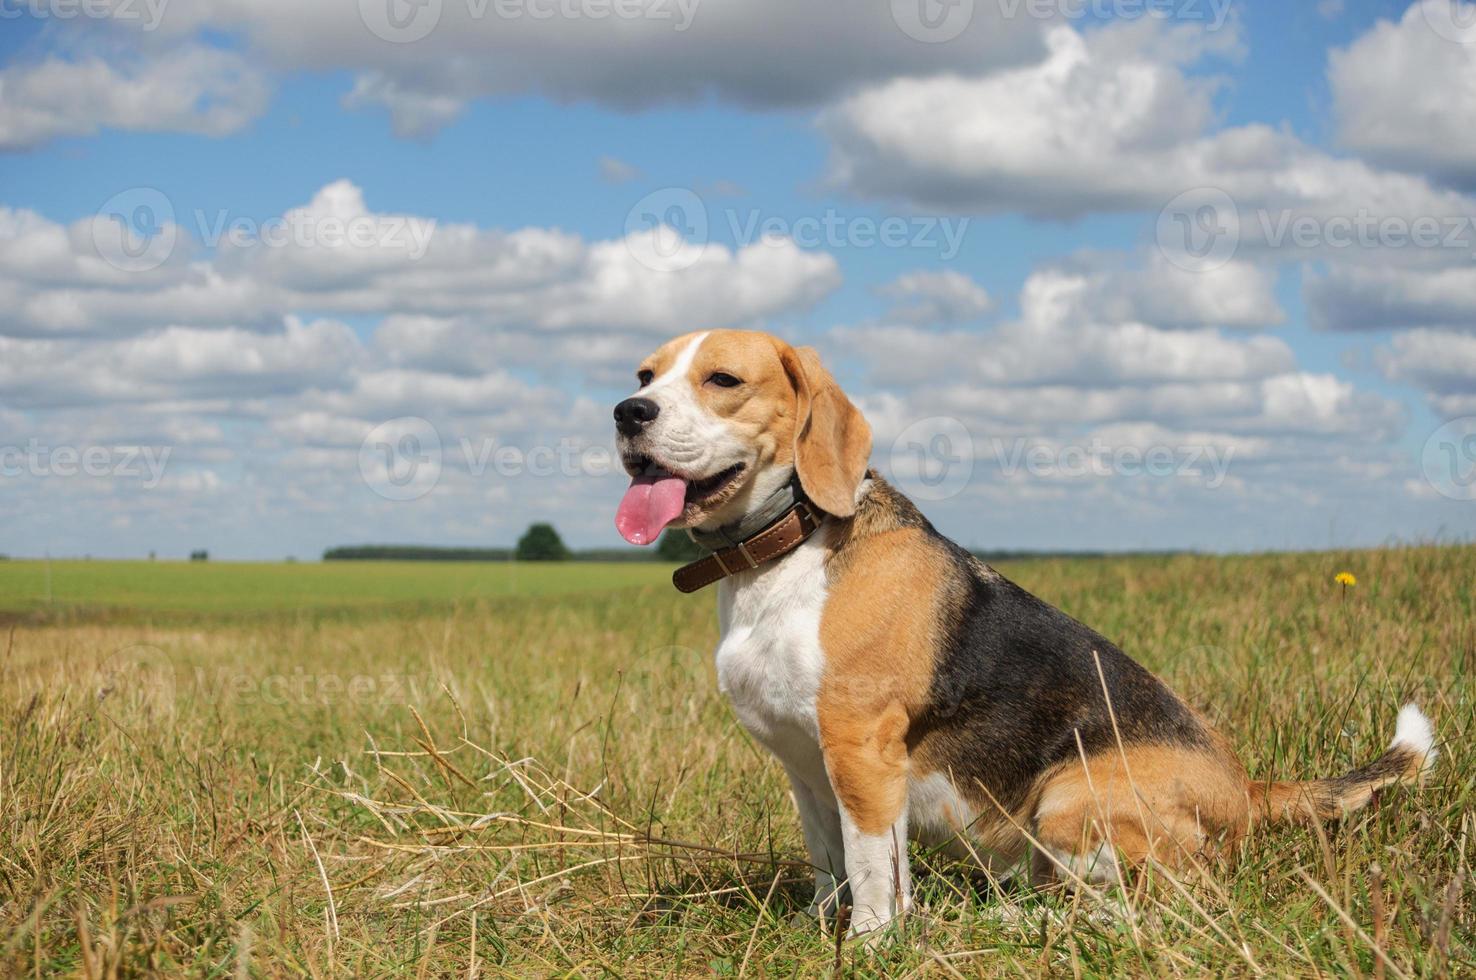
[612, 329, 1436, 937]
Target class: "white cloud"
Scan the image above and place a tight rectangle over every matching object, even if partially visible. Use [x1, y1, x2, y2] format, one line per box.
[0, 47, 269, 151]
[0, 317, 363, 408]
[1330, 2, 1476, 187]
[820, 17, 1476, 233]
[86, 0, 1046, 138]
[838, 266, 1293, 389]
[877, 269, 993, 324]
[1375, 328, 1476, 414]
[1060, 251, 1284, 330]
[821, 21, 1234, 217]
[341, 74, 469, 140]
[1306, 263, 1476, 332]
[0, 180, 840, 339]
[598, 156, 643, 184]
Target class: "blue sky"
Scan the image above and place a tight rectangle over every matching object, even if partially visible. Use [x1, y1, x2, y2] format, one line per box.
[1, 0, 1473, 559]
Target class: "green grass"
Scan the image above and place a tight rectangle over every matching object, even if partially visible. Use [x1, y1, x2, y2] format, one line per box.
[0, 559, 673, 617]
[2, 547, 1471, 976]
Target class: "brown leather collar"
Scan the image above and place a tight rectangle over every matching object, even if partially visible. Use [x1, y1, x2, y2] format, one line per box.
[672, 500, 823, 593]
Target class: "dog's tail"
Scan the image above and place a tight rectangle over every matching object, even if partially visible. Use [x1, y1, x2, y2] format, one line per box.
[1249, 704, 1437, 826]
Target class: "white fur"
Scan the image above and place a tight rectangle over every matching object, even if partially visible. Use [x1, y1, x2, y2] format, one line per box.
[643, 331, 708, 393]
[713, 519, 921, 936]
[715, 527, 844, 915]
[1391, 703, 1438, 771]
[1044, 844, 1118, 886]
[907, 771, 976, 847]
[839, 807, 910, 937]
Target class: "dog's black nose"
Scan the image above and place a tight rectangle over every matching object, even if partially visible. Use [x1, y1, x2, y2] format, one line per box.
[614, 397, 660, 436]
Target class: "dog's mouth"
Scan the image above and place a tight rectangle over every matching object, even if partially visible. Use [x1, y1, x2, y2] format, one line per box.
[684, 462, 745, 503]
[615, 456, 746, 546]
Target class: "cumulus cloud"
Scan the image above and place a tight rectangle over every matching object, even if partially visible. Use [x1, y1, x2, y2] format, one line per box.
[1306, 264, 1476, 332]
[0, 180, 840, 339]
[1375, 328, 1476, 414]
[0, 317, 363, 409]
[821, 21, 1234, 217]
[1055, 251, 1284, 330]
[70, 0, 1046, 138]
[820, 17, 1476, 234]
[839, 265, 1293, 389]
[0, 47, 269, 151]
[876, 270, 993, 324]
[1329, 2, 1476, 188]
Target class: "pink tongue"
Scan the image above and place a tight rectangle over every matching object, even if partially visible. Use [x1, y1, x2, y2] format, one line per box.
[616, 474, 688, 546]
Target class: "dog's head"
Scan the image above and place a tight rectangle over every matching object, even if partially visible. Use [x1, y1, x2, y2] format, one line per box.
[613, 330, 872, 545]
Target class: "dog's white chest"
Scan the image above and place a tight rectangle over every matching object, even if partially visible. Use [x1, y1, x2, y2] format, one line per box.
[713, 533, 830, 784]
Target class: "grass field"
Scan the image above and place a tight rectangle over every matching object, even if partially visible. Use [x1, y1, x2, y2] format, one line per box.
[0, 560, 674, 618]
[2, 548, 1471, 977]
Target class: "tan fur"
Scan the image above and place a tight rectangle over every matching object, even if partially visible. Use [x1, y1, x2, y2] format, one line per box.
[1247, 746, 1427, 825]
[817, 527, 950, 835]
[1030, 743, 1253, 879]
[778, 345, 872, 518]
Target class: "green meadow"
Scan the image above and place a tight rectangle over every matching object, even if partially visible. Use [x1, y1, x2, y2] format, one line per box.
[0, 559, 672, 618]
[2, 547, 1471, 976]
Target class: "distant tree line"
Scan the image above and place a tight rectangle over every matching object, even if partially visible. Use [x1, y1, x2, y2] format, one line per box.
[324, 524, 705, 563]
[966, 548, 1191, 562]
[321, 525, 1174, 564]
[324, 545, 516, 562]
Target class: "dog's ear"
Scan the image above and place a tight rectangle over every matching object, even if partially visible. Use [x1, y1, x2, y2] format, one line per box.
[781, 344, 872, 518]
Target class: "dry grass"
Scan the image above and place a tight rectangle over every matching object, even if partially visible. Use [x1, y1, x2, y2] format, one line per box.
[2, 546, 1472, 976]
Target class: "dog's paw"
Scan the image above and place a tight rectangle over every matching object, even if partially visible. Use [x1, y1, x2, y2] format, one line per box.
[844, 908, 896, 944]
[844, 893, 914, 947]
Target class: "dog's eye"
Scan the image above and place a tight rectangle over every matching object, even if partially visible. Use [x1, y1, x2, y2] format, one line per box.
[707, 372, 742, 388]
[637, 369, 654, 387]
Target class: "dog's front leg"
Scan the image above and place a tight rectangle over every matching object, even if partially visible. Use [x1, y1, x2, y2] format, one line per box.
[820, 700, 912, 938]
[784, 767, 847, 919]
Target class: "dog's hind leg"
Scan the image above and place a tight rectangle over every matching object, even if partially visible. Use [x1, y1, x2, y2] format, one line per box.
[1028, 744, 1250, 887]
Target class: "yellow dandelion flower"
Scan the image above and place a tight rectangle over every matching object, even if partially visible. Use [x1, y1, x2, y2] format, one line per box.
[1335, 572, 1357, 587]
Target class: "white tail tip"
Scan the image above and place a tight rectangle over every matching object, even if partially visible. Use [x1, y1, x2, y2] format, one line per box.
[1391, 703, 1437, 771]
